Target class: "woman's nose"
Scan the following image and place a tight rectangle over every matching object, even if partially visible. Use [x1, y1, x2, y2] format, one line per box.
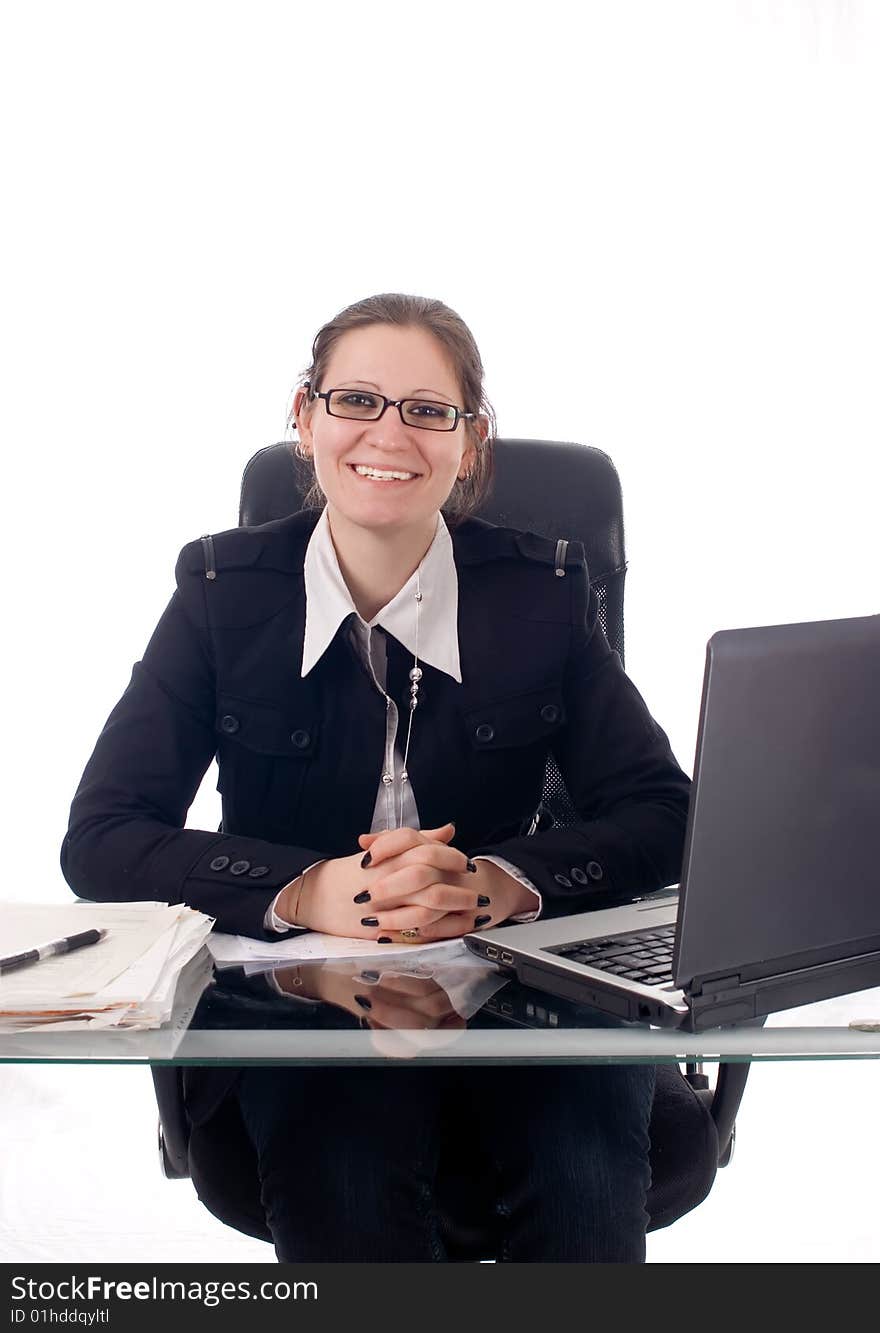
[361, 402, 410, 448]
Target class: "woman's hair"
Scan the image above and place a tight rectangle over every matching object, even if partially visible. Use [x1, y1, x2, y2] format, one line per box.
[290, 293, 496, 526]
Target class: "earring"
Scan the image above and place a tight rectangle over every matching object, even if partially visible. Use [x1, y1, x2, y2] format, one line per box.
[294, 440, 311, 461]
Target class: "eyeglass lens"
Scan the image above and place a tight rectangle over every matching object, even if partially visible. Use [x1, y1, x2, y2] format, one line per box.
[327, 390, 457, 431]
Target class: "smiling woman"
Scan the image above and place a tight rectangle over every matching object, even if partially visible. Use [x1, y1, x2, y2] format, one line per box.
[287, 296, 497, 621]
[61, 290, 692, 1261]
[291, 293, 495, 512]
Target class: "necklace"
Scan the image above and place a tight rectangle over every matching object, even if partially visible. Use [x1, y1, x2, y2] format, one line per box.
[397, 569, 422, 826]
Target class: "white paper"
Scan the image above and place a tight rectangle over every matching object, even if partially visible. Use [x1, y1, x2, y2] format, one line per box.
[208, 929, 471, 966]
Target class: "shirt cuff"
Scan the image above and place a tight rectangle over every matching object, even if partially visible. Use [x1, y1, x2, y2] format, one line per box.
[471, 855, 543, 922]
[263, 859, 328, 933]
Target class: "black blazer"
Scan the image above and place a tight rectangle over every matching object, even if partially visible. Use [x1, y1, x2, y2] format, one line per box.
[61, 508, 692, 941]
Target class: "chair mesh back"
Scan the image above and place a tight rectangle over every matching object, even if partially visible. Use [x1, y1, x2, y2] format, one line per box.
[239, 439, 627, 832]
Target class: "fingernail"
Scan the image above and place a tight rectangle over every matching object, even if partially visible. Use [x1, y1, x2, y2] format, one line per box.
[475, 914, 491, 927]
[360, 851, 372, 868]
[477, 895, 490, 907]
[466, 859, 478, 873]
[353, 890, 371, 904]
[360, 916, 379, 927]
[360, 970, 380, 983]
[377, 936, 393, 944]
[354, 994, 372, 1010]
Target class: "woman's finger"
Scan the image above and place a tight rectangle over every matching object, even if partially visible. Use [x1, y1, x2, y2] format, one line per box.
[363, 849, 475, 906]
[367, 868, 478, 915]
[376, 909, 476, 946]
[368, 903, 452, 932]
[397, 842, 475, 874]
[360, 822, 455, 866]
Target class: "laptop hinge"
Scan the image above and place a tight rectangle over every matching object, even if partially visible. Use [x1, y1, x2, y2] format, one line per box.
[689, 972, 741, 997]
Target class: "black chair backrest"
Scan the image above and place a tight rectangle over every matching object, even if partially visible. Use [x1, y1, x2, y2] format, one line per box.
[239, 439, 628, 832]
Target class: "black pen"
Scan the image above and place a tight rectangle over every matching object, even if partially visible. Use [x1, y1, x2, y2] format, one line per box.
[0, 927, 108, 977]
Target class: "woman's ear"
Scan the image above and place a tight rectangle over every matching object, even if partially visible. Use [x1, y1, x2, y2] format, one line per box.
[458, 415, 488, 478]
[292, 386, 313, 445]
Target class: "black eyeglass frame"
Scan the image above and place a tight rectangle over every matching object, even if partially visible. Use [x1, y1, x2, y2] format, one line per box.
[305, 383, 476, 433]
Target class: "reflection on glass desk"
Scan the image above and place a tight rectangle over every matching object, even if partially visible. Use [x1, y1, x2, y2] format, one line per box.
[1, 946, 879, 1064]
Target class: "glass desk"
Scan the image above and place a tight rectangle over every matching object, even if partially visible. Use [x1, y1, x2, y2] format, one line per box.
[2, 947, 879, 1065]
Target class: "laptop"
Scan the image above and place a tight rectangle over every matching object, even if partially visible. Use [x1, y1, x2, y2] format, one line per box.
[465, 614, 880, 1030]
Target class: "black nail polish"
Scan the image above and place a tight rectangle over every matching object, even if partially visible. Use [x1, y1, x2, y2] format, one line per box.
[466, 859, 478, 873]
[377, 936, 392, 944]
[360, 970, 380, 982]
[475, 914, 491, 927]
[477, 895, 491, 907]
[360, 851, 372, 868]
[353, 890, 371, 904]
[354, 994, 372, 1010]
[360, 916, 379, 927]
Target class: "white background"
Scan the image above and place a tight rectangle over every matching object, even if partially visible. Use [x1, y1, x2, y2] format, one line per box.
[1, 0, 877, 1262]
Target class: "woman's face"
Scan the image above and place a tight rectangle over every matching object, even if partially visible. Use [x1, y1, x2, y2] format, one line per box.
[294, 323, 480, 535]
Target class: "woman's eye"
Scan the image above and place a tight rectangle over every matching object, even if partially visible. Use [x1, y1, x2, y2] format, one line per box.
[410, 402, 446, 417]
[342, 393, 376, 408]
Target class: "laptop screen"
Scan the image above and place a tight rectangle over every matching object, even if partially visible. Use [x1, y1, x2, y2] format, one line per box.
[673, 614, 880, 991]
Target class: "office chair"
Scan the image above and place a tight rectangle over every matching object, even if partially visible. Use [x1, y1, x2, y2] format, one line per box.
[152, 438, 750, 1250]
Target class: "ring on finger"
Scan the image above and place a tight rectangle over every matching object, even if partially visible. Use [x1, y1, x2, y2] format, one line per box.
[399, 928, 421, 940]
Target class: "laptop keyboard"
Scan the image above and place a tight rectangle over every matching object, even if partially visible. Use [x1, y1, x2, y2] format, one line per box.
[547, 923, 676, 987]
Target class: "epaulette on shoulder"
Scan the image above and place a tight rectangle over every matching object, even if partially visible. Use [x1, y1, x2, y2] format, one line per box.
[180, 527, 269, 579]
[174, 522, 303, 631]
[179, 510, 314, 581]
[454, 518, 586, 578]
[512, 529, 586, 579]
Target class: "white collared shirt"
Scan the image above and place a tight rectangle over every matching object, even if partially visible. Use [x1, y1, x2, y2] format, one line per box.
[266, 507, 542, 932]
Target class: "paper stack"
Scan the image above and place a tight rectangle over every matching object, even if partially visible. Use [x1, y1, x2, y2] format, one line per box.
[0, 901, 215, 1032]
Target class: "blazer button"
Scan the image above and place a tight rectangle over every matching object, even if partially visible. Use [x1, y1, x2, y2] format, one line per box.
[230, 859, 251, 875]
[540, 703, 560, 724]
[554, 873, 573, 887]
[475, 723, 495, 743]
[220, 715, 240, 734]
[290, 730, 311, 749]
[587, 861, 604, 880]
[209, 855, 230, 871]
[248, 865, 270, 878]
[570, 867, 589, 884]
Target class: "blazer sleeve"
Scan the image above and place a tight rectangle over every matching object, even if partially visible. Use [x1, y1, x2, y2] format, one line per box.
[466, 562, 693, 917]
[59, 545, 328, 940]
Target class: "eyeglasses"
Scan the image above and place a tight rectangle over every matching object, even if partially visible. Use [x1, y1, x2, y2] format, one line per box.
[308, 385, 475, 433]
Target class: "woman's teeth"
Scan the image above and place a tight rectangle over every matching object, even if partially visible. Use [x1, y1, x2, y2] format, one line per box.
[351, 465, 417, 482]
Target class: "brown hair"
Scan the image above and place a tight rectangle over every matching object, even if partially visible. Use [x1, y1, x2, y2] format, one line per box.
[290, 293, 496, 526]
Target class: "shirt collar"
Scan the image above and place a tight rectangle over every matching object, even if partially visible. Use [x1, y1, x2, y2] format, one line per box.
[300, 507, 462, 683]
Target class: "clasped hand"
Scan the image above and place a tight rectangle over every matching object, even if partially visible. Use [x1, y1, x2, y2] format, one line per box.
[289, 821, 528, 944]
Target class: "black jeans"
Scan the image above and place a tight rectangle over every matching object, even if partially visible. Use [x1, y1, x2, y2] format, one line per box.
[236, 1063, 655, 1262]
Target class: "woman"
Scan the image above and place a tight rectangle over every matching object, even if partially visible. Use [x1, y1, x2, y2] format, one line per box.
[62, 292, 692, 1261]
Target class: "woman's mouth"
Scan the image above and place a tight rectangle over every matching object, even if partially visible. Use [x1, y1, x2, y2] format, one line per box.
[348, 464, 421, 484]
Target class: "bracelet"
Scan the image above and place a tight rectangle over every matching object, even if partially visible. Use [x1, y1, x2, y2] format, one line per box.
[289, 867, 310, 927]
